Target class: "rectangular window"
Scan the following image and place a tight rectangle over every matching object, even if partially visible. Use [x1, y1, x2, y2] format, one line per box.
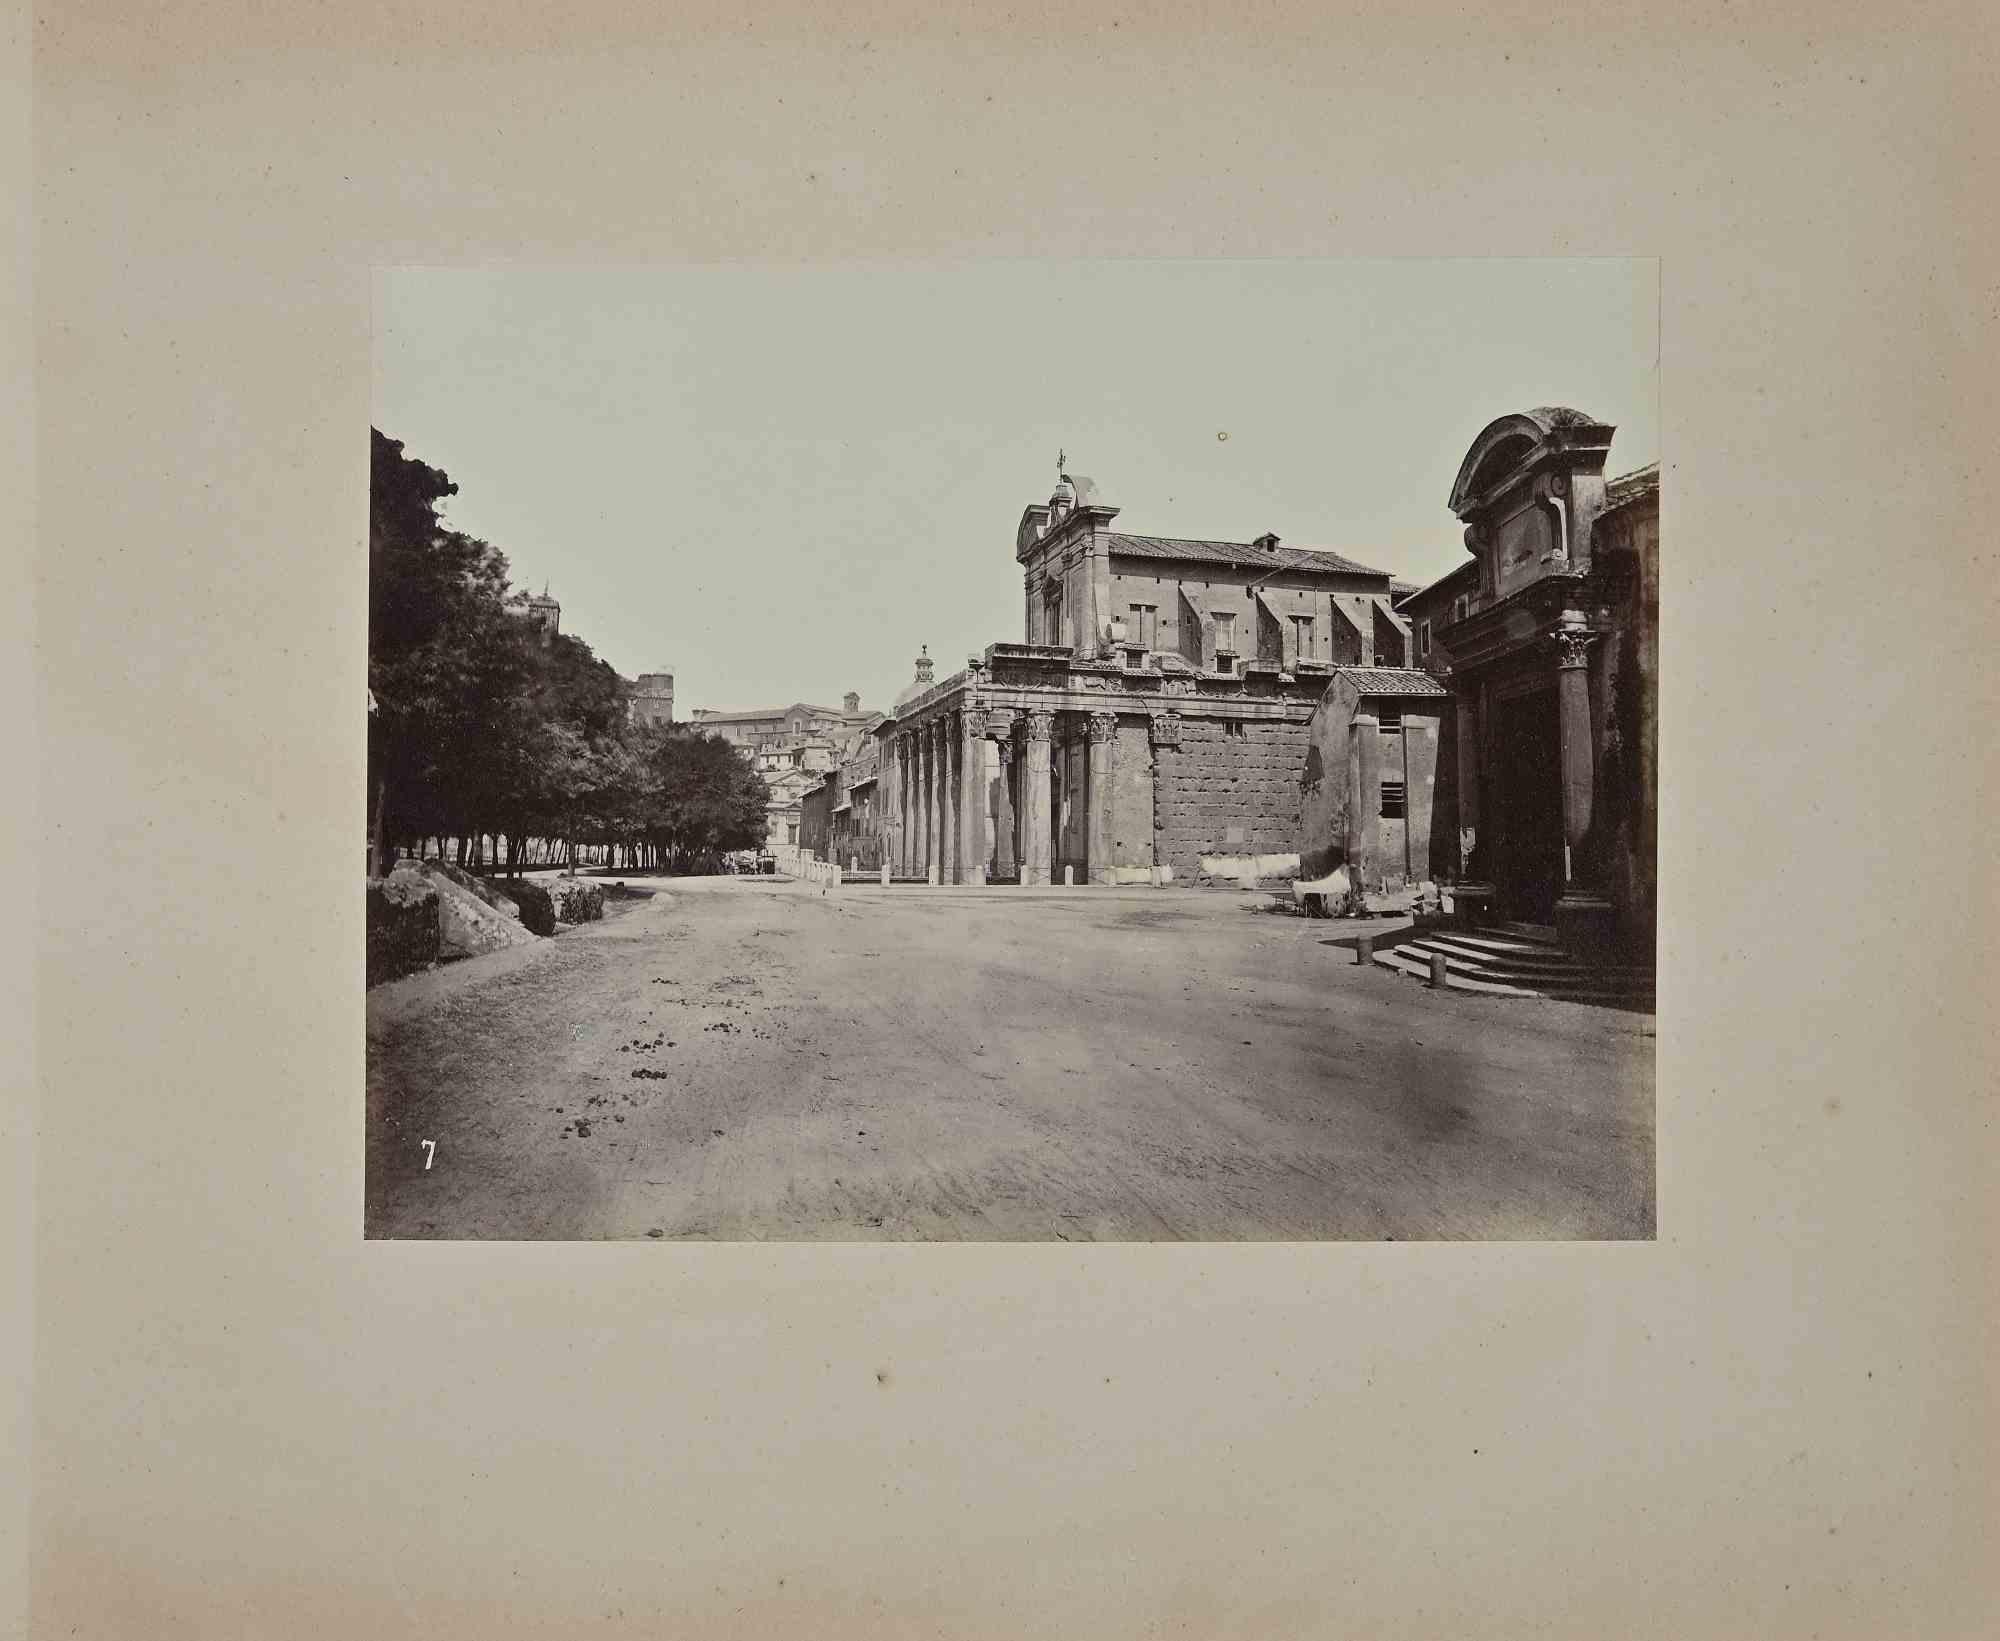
[1291, 614, 1315, 658]
[1129, 603, 1158, 648]
[1379, 708, 1403, 736]
[1224, 720, 1247, 739]
[1212, 612, 1237, 654]
[1379, 780, 1407, 819]
[1417, 620, 1431, 657]
[1452, 594, 1470, 623]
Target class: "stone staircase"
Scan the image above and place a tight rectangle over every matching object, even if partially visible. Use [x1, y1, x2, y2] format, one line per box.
[1372, 921, 1655, 1008]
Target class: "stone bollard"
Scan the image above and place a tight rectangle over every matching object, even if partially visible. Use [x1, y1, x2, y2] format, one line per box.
[851, 856, 859, 875]
[1063, 865, 1073, 887]
[1355, 933, 1373, 966]
[880, 863, 890, 887]
[927, 864, 939, 886]
[1429, 949, 1449, 989]
[1150, 864, 1164, 888]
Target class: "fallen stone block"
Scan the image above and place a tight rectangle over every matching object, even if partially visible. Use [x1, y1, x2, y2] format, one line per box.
[389, 860, 540, 958]
[366, 875, 440, 985]
[490, 878, 557, 935]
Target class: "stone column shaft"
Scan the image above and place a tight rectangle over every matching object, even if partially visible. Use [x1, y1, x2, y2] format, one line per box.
[1554, 632, 1596, 884]
[1020, 710, 1054, 887]
[959, 709, 988, 884]
[1085, 712, 1117, 885]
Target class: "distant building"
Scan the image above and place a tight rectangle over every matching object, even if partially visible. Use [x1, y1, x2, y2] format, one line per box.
[626, 671, 675, 728]
[1393, 560, 1478, 677]
[691, 695, 877, 849]
[506, 586, 561, 646]
[859, 466, 1414, 886]
[800, 658, 925, 869]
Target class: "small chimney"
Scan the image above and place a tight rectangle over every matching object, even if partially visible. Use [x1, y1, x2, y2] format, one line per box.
[843, 691, 860, 714]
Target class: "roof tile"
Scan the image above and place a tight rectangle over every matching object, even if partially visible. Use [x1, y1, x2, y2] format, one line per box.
[1106, 532, 1388, 577]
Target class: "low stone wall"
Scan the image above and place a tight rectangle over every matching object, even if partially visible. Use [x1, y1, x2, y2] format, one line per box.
[366, 875, 441, 986]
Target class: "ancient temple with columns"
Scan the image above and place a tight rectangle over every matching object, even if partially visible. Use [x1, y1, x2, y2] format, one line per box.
[864, 468, 1414, 886]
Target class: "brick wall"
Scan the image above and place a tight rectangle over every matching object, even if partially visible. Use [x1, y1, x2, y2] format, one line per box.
[1151, 717, 1311, 876]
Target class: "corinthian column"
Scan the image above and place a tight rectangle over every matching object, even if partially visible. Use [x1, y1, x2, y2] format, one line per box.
[939, 715, 959, 885]
[958, 706, 988, 884]
[1019, 709, 1054, 887]
[1551, 626, 1613, 952]
[1085, 711, 1117, 885]
[1552, 628, 1597, 883]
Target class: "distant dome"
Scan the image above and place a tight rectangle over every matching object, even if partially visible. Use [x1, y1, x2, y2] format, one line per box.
[893, 645, 936, 711]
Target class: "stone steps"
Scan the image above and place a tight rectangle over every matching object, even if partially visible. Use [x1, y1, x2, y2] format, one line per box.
[1372, 928, 1655, 1006]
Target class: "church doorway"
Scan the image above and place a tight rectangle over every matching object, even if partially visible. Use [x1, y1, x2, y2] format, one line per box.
[1488, 686, 1563, 922]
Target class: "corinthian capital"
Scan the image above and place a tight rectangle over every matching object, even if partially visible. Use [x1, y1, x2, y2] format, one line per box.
[1087, 711, 1118, 744]
[1023, 708, 1056, 744]
[1550, 627, 1596, 669]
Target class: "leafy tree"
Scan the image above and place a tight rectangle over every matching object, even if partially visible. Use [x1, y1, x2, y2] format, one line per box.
[368, 428, 771, 881]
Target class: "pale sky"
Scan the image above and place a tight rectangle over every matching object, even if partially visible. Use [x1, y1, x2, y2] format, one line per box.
[374, 261, 1658, 716]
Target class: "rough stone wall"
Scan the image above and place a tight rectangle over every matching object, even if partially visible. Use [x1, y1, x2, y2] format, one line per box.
[1053, 736, 1088, 877]
[1151, 717, 1312, 877]
[1110, 722, 1153, 868]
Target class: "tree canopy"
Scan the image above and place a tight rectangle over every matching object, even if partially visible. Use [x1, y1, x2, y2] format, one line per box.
[367, 428, 767, 874]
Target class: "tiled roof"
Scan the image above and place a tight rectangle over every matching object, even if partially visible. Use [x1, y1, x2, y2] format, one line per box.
[1105, 533, 1388, 577]
[1604, 462, 1660, 511]
[1333, 667, 1451, 697]
[1395, 558, 1479, 608]
[693, 703, 846, 724]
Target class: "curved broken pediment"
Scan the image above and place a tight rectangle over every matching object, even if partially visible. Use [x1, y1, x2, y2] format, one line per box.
[1449, 407, 1614, 519]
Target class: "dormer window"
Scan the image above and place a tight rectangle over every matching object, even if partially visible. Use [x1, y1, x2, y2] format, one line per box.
[1212, 611, 1237, 668]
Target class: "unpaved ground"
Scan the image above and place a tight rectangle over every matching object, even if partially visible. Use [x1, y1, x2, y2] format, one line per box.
[365, 876, 1655, 1240]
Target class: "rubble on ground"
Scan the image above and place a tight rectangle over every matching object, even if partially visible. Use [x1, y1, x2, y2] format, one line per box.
[489, 878, 557, 935]
[388, 859, 541, 959]
[366, 873, 442, 985]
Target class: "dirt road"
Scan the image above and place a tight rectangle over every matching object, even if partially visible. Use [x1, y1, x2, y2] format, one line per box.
[365, 876, 1654, 1240]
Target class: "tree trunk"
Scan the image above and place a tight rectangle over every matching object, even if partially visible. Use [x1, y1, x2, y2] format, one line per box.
[369, 774, 389, 878]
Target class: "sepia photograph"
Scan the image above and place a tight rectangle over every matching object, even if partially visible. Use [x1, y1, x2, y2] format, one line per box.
[365, 260, 1659, 1241]
[30, 4, 1998, 1634]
